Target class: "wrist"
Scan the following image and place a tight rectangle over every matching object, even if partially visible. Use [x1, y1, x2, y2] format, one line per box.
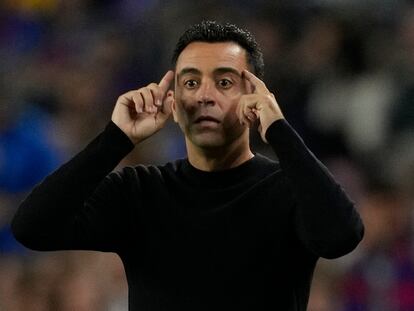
[109, 121, 138, 146]
[261, 113, 284, 134]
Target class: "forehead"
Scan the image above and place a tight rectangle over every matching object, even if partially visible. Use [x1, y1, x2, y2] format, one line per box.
[175, 41, 249, 73]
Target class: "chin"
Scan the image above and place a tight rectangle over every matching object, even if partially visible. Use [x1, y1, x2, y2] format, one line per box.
[189, 132, 227, 149]
[195, 137, 226, 149]
[184, 125, 247, 150]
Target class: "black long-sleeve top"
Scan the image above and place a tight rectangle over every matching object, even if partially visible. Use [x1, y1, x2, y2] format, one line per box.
[12, 119, 364, 311]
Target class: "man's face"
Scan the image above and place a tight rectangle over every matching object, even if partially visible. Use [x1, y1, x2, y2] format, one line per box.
[173, 41, 250, 149]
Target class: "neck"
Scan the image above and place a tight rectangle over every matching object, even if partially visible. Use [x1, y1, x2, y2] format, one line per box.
[186, 135, 254, 172]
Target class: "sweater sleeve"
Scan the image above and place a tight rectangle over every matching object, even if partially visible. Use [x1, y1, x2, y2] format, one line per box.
[265, 119, 364, 259]
[11, 121, 136, 252]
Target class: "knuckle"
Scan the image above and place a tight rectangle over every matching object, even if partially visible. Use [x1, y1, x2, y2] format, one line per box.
[240, 94, 252, 103]
[133, 95, 142, 104]
[153, 84, 163, 93]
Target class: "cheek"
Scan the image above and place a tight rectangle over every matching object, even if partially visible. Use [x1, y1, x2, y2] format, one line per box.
[222, 93, 241, 114]
[174, 97, 196, 122]
[221, 98, 243, 126]
[225, 85, 245, 98]
[221, 83, 245, 106]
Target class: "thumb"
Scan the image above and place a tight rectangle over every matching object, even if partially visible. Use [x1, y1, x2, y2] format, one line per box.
[258, 123, 268, 144]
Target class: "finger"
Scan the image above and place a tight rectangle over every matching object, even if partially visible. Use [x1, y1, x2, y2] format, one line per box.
[140, 88, 156, 113]
[247, 110, 257, 122]
[159, 90, 174, 120]
[243, 102, 259, 125]
[243, 95, 261, 125]
[147, 83, 163, 107]
[237, 96, 246, 125]
[158, 70, 175, 94]
[131, 92, 144, 113]
[243, 73, 253, 94]
[243, 69, 269, 94]
[133, 93, 144, 113]
[238, 96, 254, 127]
[118, 90, 138, 106]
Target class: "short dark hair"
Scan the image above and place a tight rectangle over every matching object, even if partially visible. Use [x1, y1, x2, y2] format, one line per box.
[172, 20, 264, 79]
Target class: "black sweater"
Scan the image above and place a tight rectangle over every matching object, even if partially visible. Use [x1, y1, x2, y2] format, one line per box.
[12, 119, 364, 311]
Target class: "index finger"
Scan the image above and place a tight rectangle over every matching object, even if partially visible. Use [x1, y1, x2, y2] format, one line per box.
[243, 69, 269, 94]
[158, 70, 175, 94]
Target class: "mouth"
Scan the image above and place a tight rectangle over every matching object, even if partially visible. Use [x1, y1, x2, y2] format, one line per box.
[194, 116, 220, 124]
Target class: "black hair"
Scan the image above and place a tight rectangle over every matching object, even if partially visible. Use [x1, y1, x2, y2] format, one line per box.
[172, 20, 264, 79]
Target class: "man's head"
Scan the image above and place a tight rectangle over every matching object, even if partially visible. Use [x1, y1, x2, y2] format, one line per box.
[172, 21, 264, 79]
[170, 21, 264, 154]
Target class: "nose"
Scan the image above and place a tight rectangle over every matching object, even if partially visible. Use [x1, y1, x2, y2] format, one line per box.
[197, 80, 215, 106]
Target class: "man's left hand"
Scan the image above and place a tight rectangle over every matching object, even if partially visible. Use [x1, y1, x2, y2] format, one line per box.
[237, 69, 284, 143]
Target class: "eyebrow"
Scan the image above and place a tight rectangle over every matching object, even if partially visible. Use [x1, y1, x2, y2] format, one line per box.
[213, 67, 242, 77]
[177, 67, 201, 80]
[177, 67, 242, 80]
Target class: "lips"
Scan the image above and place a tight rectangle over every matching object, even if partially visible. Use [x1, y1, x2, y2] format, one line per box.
[194, 115, 220, 123]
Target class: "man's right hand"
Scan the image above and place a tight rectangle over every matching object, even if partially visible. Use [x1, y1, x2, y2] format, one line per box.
[111, 70, 175, 145]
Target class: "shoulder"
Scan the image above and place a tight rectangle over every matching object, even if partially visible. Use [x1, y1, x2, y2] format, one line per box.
[251, 154, 292, 192]
[253, 153, 282, 175]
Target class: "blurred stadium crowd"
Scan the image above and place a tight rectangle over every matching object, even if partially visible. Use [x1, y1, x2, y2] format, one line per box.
[0, 0, 414, 310]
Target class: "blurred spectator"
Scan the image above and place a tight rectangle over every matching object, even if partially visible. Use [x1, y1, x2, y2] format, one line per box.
[308, 261, 343, 311]
[0, 102, 61, 193]
[0, 78, 62, 254]
[340, 183, 414, 311]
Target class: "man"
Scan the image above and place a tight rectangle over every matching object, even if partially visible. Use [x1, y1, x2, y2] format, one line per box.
[12, 21, 364, 310]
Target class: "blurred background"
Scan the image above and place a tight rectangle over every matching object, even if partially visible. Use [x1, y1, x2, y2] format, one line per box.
[1, 0, 414, 310]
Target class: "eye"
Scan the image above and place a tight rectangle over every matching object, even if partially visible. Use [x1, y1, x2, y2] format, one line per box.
[184, 80, 198, 89]
[218, 79, 233, 89]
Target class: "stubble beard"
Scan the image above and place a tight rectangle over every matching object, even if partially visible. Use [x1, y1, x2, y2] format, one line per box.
[184, 120, 248, 152]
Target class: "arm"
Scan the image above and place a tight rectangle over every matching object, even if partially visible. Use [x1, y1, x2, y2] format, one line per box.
[11, 122, 135, 251]
[265, 119, 364, 259]
[238, 70, 364, 259]
[11, 71, 175, 252]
